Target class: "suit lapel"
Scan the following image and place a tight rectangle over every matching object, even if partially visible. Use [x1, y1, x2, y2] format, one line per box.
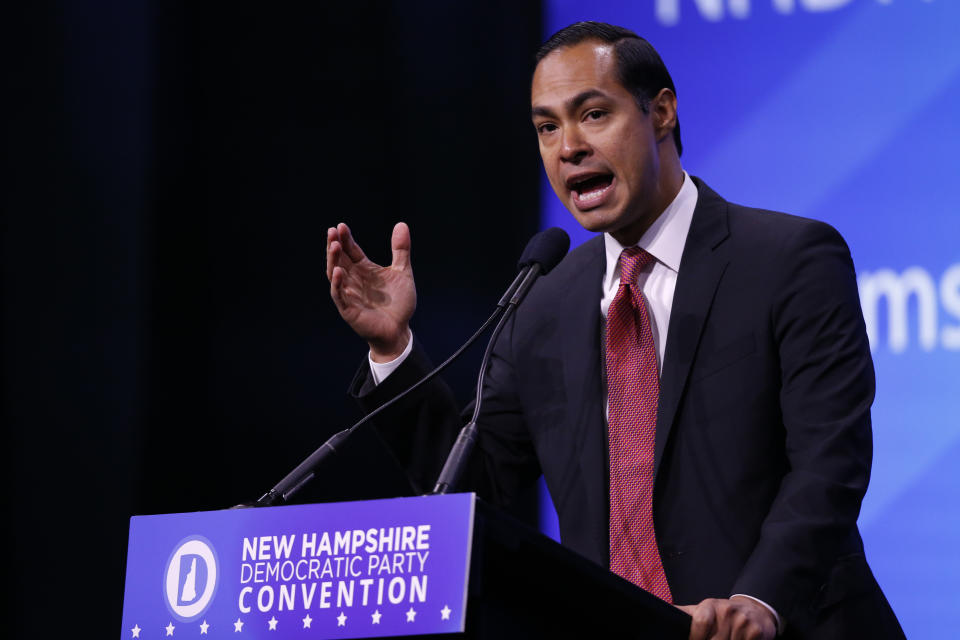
[550, 183, 730, 558]
[655, 178, 731, 477]
[556, 236, 609, 561]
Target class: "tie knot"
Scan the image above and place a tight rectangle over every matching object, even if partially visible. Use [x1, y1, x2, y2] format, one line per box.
[618, 247, 654, 287]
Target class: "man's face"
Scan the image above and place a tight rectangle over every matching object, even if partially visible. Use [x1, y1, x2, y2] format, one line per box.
[531, 41, 667, 242]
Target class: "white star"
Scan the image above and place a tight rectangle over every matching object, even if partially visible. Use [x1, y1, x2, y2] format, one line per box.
[302, 614, 313, 629]
[234, 617, 244, 632]
[371, 609, 382, 624]
[199, 620, 210, 635]
[165, 621, 175, 636]
[406, 607, 417, 622]
[267, 616, 278, 630]
[131, 624, 141, 638]
[337, 612, 347, 627]
[441, 605, 451, 620]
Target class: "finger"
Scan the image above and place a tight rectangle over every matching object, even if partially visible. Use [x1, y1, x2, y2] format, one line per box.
[328, 240, 346, 280]
[676, 605, 703, 640]
[391, 222, 412, 270]
[330, 266, 348, 311]
[337, 222, 367, 263]
[326, 227, 338, 280]
[686, 602, 717, 640]
[709, 601, 733, 640]
[730, 615, 762, 640]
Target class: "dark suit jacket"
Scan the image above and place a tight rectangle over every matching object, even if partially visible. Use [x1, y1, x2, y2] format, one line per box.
[352, 178, 903, 638]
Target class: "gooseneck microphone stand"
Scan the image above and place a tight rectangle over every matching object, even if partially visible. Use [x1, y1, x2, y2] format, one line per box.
[249, 227, 569, 508]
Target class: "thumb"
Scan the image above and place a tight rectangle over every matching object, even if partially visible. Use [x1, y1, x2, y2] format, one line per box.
[391, 222, 412, 270]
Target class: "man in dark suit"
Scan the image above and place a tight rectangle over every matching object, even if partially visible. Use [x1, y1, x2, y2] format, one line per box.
[325, 22, 903, 640]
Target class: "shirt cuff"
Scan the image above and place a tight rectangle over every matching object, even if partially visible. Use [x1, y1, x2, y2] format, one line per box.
[368, 332, 413, 385]
[730, 594, 783, 635]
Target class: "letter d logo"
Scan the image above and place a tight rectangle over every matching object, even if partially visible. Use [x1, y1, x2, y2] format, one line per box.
[164, 536, 219, 621]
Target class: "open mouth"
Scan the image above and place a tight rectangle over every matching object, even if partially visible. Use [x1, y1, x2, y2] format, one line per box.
[571, 174, 614, 206]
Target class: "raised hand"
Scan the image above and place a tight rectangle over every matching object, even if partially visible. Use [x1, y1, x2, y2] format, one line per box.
[326, 222, 416, 362]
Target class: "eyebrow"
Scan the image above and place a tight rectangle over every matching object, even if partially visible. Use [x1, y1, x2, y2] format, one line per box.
[531, 89, 608, 120]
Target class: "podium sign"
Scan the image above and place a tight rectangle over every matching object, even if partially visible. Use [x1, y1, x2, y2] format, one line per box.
[121, 494, 476, 639]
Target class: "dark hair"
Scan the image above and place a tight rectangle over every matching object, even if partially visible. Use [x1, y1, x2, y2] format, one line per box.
[536, 21, 682, 156]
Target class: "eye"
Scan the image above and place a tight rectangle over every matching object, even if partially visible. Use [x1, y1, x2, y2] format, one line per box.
[585, 109, 606, 121]
[536, 122, 558, 135]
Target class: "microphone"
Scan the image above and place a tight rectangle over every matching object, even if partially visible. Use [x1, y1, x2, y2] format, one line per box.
[251, 227, 570, 507]
[432, 227, 569, 495]
[495, 227, 570, 308]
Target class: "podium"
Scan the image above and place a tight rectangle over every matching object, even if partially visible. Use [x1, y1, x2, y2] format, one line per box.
[120, 493, 689, 638]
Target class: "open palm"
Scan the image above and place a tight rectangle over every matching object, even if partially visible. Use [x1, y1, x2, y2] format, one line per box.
[326, 222, 416, 360]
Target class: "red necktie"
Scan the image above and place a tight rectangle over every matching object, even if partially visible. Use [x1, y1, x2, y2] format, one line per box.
[606, 246, 673, 603]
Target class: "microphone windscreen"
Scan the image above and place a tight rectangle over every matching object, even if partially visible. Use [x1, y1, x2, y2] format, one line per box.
[517, 227, 570, 275]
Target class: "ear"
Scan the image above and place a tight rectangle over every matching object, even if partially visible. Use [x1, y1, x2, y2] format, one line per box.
[650, 88, 678, 144]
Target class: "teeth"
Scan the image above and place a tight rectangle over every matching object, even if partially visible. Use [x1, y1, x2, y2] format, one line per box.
[576, 182, 611, 202]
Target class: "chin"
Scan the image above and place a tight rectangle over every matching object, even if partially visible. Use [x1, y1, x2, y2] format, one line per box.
[570, 217, 606, 234]
[571, 210, 617, 235]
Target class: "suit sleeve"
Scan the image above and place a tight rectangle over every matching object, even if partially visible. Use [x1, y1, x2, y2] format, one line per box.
[349, 338, 463, 495]
[349, 319, 541, 504]
[730, 220, 875, 625]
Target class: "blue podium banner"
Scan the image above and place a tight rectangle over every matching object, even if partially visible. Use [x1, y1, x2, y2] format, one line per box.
[121, 494, 476, 639]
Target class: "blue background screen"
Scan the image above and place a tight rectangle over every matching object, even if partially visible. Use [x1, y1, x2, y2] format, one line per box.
[539, 2, 960, 635]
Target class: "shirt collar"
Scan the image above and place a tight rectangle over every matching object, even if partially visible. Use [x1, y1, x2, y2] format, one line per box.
[603, 170, 698, 285]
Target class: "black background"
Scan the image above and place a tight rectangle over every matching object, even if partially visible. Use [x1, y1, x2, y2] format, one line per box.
[5, 2, 545, 633]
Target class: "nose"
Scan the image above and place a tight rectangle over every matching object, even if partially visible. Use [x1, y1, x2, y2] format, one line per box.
[559, 126, 589, 164]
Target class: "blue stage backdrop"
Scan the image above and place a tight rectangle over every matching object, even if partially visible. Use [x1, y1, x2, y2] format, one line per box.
[536, 1, 959, 636]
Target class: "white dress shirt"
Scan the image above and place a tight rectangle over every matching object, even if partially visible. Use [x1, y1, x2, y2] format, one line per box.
[601, 171, 697, 372]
